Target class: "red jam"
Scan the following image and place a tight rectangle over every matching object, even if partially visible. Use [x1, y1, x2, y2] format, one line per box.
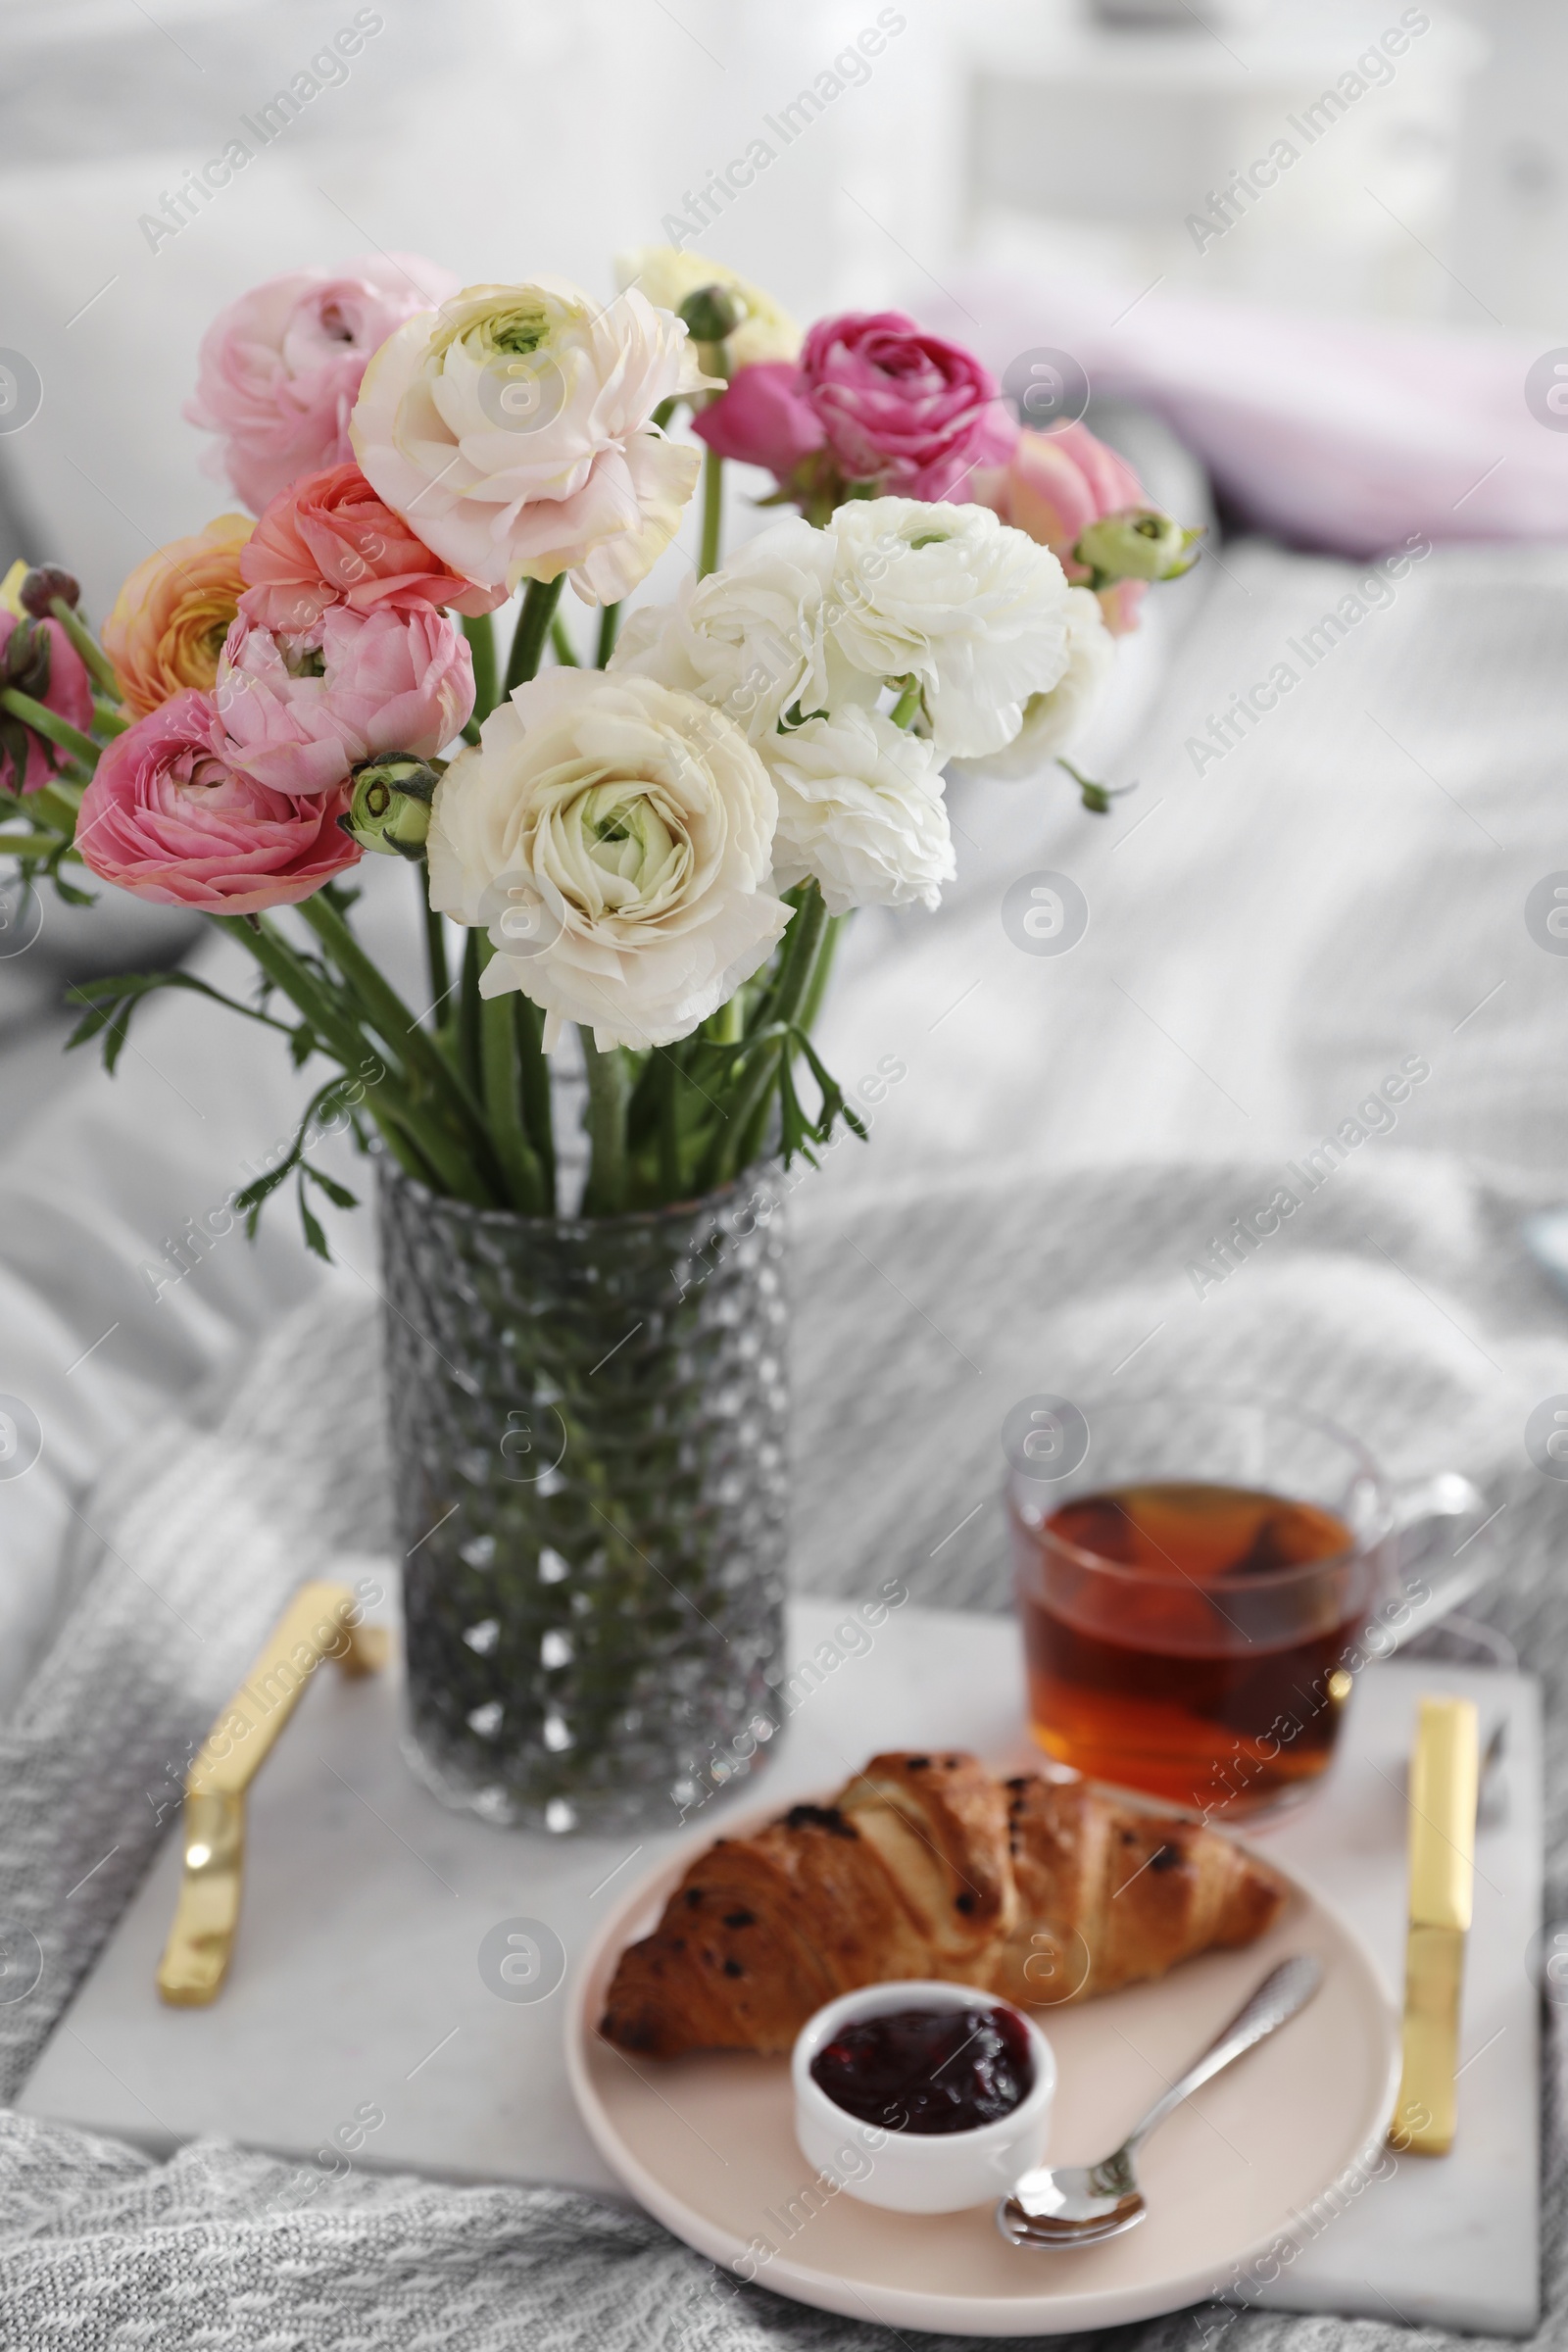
[809, 2003, 1034, 2135]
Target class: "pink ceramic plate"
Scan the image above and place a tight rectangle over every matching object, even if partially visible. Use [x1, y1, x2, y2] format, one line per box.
[566, 1799, 1400, 2338]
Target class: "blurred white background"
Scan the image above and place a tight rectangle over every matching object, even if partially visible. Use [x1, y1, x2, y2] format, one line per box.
[0, 0, 1560, 606]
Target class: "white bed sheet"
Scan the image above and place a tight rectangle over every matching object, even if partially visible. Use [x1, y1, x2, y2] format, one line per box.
[3, 532, 1566, 1706]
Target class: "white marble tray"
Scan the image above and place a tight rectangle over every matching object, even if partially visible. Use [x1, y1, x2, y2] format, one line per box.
[18, 1596, 1541, 2335]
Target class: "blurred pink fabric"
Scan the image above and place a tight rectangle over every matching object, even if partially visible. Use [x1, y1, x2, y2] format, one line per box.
[930, 272, 1568, 558]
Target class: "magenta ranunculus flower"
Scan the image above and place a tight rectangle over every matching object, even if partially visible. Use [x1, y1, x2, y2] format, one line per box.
[75, 691, 361, 914]
[0, 612, 93, 794]
[239, 463, 510, 636]
[974, 422, 1151, 637]
[214, 606, 474, 799]
[185, 255, 460, 516]
[696, 312, 1016, 508]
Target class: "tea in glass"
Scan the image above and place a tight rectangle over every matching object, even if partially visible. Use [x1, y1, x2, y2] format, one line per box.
[1008, 1398, 1396, 1818]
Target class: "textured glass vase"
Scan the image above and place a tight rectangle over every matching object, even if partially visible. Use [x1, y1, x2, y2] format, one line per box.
[377, 1157, 789, 1835]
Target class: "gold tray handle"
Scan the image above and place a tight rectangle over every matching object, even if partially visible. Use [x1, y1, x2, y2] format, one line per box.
[157, 1581, 388, 2007]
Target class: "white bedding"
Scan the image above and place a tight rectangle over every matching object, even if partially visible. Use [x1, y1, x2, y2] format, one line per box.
[3, 530, 1567, 1707]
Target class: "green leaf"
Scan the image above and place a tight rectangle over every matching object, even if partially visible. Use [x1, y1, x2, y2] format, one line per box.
[304, 1162, 358, 1212]
[235, 1156, 295, 1235]
[65, 967, 294, 1072]
[298, 1175, 330, 1261]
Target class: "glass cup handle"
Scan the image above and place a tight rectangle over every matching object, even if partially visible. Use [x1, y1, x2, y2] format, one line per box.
[1372, 1472, 1495, 1657]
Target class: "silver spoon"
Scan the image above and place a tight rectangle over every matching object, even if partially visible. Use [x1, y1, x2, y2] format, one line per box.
[998, 1954, 1323, 2249]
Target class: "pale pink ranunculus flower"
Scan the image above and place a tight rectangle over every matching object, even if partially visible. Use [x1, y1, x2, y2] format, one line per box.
[238, 462, 509, 636]
[350, 275, 714, 606]
[185, 255, 460, 515]
[214, 605, 473, 798]
[76, 690, 360, 913]
[0, 612, 94, 794]
[974, 421, 1151, 637]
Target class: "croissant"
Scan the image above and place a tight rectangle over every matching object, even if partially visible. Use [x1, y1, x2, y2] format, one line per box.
[599, 1751, 1288, 2059]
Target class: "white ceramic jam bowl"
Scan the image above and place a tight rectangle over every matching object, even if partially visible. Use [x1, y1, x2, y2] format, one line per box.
[791, 1979, 1056, 2215]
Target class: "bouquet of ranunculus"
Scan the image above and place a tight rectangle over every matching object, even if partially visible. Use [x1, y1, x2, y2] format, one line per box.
[1, 248, 1197, 1241]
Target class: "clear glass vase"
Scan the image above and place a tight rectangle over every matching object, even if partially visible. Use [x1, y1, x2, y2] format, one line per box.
[377, 1156, 790, 1835]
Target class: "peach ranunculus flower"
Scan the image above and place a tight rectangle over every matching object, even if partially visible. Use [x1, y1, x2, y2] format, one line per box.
[350, 275, 716, 607]
[102, 515, 254, 717]
[973, 421, 1151, 638]
[238, 463, 509, 637]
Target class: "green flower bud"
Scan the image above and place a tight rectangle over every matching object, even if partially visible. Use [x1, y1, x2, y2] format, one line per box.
[19, 564, 80, 618]
[2, 616, 51, 700]
[678, 283, 746, 345]
[338, 757, 438, 860]
[1074, 508, 1202, 583]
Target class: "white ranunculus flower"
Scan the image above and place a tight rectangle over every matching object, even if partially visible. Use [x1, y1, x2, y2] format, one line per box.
[610, 515, 863, 742]
[427, 670, 790, 1050]
[763, 707, 955, 915]
[948, 589, 1114, 783]
[827, 497, 1074, 760]
[613, 246, 802, 369]
[350, 276, 714, 606]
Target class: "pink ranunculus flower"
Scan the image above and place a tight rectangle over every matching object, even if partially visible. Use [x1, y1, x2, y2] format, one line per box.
[697, 312, 1016, 506]
[691, 361, 825, 477]
[974, 421, 1151, 637]
[75, 690, 360, 914]
[215, 606, 474, 799]
[0, 612, 93, 793]
[238, 463, 510, 636]
[185, 255, 461, 515]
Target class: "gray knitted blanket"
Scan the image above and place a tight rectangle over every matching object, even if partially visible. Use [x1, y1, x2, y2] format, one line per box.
[2, 1151, 1564, 2349]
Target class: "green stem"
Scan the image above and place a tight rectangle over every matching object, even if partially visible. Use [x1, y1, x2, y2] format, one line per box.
[476, 938, 546, 1213]
[0, 831, 69, 858]
[514, 993, 556, 1212]
[421, 882, 450, 1017]
[24, 782, 82, 840]
[699, 444, 724, 579]
[459, 927, 483, 1098]
[889, 675, 923, 728]
[549, 612, 579, 666]
[798, 910, 843, 1036]
[504, 577, 565, 695]
[461, 611, 498, 723]
[0, 687, 100, 770]
[296, 893, 499, 1190]
[580, 1029, 628, 1215]
[92, 699, 128, 737]
[49, 599, 121, 696]
[721, 885, 827, 1181]
[213, 914, 487, 1205]
[595, 603, 622, 666]
[369, 1114, 444, 1190]
[656, 1050, 680, 1200]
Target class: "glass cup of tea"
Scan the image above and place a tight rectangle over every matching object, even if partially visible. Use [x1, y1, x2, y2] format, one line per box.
[1006, 1392, 1490, 1820]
